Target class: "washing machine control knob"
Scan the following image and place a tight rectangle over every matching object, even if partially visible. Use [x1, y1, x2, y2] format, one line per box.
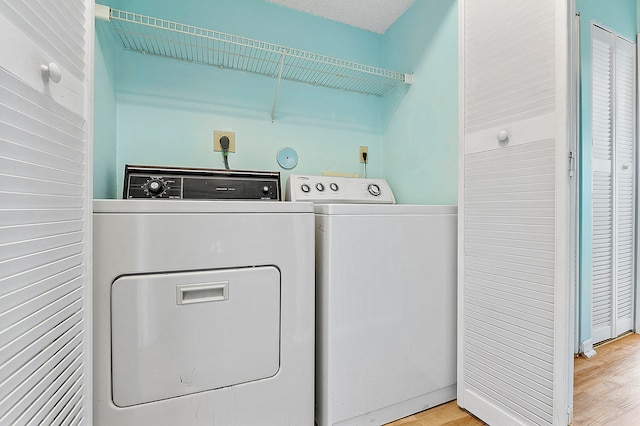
[145, 178, 166, 196]
[316, 183, 325, 191]
[330, 183, 339, 191]
[367, 183, 381, 197]
[301, 184, 311, 193]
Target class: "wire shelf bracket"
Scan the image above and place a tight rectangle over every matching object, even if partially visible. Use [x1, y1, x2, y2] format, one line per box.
[95, 4, 413, 120]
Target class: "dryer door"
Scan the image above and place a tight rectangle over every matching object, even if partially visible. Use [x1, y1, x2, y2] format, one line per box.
[111, 267, 281, 407]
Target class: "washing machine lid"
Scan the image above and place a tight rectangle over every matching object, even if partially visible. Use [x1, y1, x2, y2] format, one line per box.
[313, 204, 457, 215]
[94, 199, 313, 214]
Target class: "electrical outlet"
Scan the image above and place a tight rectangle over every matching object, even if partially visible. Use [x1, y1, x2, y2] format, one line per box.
[359, 146, 368, 163]
[213, 130, 236, 153]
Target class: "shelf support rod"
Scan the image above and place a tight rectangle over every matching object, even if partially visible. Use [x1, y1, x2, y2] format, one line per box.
[271, 49, 287, 122]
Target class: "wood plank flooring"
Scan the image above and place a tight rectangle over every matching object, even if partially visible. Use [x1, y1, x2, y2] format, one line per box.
[573, 333, 640, 425]
[387, 333, 640, 426]
[387, 400, 485, 426]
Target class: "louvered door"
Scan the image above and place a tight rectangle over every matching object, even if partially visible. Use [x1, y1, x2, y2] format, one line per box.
[591, 25, 615, 343]
[614, 34, 635, 337]
[590, 24, 636, 344]
[458, 1, 572, 425]
[0, 1, 92, 424]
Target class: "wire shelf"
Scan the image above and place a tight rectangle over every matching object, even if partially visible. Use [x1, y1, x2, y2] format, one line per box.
[107, 8, 412, 97]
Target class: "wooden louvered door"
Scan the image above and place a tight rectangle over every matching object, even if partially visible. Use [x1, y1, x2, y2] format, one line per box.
[591, 24, 636, 344]
[0, 0, 92, 424]
[458, 0, 573, 425]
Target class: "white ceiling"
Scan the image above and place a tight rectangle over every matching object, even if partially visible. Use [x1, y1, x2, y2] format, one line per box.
[266, 0, 415, 34]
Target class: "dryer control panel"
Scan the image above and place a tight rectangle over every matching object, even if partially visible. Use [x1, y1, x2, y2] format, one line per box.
[285, 174, 395, 204]
[124, 165, 281, 200]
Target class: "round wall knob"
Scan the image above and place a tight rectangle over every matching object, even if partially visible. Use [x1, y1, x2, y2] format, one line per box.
[41, 62, 62, 83]
[497, 129, 509, 143]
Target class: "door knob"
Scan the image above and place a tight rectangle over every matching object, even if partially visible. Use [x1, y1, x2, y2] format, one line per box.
[497, 129, 509, 143]
[41, 62, 62, 83]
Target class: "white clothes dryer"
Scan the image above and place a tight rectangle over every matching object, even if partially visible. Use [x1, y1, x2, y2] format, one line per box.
[93, 199, 315, 425]
[286, 175, 457, 426]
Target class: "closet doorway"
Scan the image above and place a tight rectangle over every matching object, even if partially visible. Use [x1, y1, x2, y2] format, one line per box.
[590, 23, 636, 345]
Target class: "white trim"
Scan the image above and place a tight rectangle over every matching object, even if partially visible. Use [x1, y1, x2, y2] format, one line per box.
[554, 1, 573, 424]
[456, 0, 466, 408]
[579, 338, 597, 358]
[636, 35, 640, 334]
[571, 9, 581, 356]
[84, 0, 95, 420]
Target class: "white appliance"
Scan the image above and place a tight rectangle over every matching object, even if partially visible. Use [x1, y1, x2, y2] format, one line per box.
[93, 199, 315, 425]
[286, 174, 457, 426]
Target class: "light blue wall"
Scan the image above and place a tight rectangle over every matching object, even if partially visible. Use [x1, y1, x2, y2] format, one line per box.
[93, 17, 118, 199]
[577, 0, 637, 344]
[93, 0, 459, 201]
[93, 0, 119, 198]
[382, 0, 458, 205]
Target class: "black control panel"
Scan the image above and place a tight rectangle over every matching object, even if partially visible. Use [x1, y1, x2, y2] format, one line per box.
[123, 165, 281, 200]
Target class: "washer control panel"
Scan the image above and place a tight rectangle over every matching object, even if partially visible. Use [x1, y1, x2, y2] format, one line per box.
[285, 174, 395, 204]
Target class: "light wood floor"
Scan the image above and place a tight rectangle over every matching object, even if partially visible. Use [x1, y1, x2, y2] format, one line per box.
[387, 333, 640, 426]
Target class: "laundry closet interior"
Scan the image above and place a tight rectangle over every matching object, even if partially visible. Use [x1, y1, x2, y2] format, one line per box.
[93, 0, 458, 203]
[52, 0, 640, 422]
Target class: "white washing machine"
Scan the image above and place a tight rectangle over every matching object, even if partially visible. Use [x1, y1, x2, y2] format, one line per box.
[286, 175, 457, 426]
[93, 168, 315, 425]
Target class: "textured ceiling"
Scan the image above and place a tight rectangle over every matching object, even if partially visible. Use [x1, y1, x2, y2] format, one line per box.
[266, 0, 415, 34]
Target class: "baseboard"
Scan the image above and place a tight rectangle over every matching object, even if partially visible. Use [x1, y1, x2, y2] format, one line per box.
[579, 338, 597, 358]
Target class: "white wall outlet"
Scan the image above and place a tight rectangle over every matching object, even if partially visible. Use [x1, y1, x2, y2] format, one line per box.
[213, 130, 236, 152]
[359, 146, 368, 163]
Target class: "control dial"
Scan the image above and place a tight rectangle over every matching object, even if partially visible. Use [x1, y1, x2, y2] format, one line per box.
[316, 183, 325, 191]
[301, 184, 311, 193]
[145, 178, 167, 197]
[367, 183, 381, 197]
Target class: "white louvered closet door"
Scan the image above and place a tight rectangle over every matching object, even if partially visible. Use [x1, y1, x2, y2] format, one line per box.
[458, 1, 572, 425]
[614, 33, 636, 337]
[0, 0, 92, 424]
[590, 24, 636, 344]
[590, 25, 614, 342]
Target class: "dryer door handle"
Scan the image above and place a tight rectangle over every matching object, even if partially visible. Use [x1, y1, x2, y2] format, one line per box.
[176, 282, 229, 305]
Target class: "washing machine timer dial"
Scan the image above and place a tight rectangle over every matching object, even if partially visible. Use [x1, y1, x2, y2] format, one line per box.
[144, 178, 167, 197]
